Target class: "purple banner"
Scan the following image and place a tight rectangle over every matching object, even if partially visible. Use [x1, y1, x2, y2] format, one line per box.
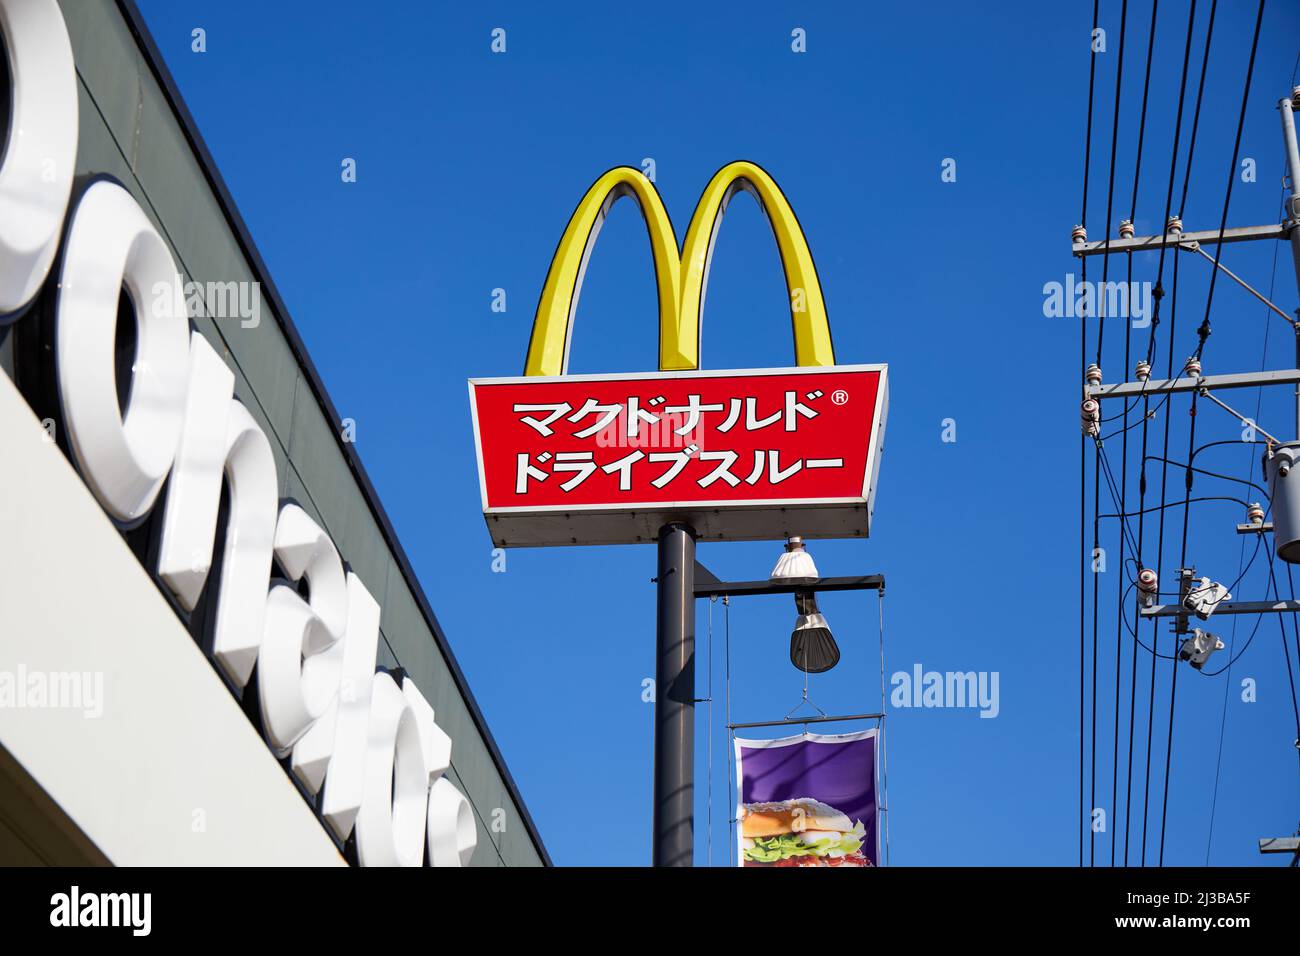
[735, 729, 877, 867]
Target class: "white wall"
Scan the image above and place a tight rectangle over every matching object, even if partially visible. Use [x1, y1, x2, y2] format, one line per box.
[0, 372, 344, 866]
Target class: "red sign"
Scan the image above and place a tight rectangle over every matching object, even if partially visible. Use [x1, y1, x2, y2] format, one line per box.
[468, 365, 888, 547]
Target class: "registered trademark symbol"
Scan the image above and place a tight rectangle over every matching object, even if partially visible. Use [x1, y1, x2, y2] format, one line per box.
[831, 389, 849, 405]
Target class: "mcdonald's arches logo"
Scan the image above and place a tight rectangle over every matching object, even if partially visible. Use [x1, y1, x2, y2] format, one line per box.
[469, 162, 888, 547]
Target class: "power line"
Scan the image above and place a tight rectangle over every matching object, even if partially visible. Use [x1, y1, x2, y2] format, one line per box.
[1266, 554, 1300, 750]
[1144, 0, 1201, 367]
[1178, 0, 1219, 221]
[1281, 564, 1300, 766]
[1158, 0, 1264, 867]
[1206, 196, 1283, 863]
[1096, 0, 1130, 365]
[1101, 495, 1253, 520]
[1108, 0, 1138, 866]
[1080, 0, 1101, 869]
[1121, 0, 1159, 855]
[1141, 455, 1271, 498]
[1094, 0, 1132, 868]
[1141, 0, 1201, 867]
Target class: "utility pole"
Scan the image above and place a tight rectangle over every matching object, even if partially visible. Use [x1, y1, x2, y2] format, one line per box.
[1076, 87, 1300, 459]
[1084, 87, 1300, 630]
[1280, 89, 1300, 434]
[1280, 89, 1300, 305]
[652, 521, 696, 866]
[1075, 88, 1300, 861]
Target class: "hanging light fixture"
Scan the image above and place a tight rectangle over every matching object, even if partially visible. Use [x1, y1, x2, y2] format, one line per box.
[771, 537, 839, 673]
[790, 591, 839, 673]
[770, 536, 819, 584]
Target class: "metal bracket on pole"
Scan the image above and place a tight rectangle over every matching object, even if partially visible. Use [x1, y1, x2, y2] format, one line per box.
[1198, 387, 1284, 445]
[1173, 568, 1195, 635]
[1071, 222, 1288, 258]
[1258, 835, 1300, 866]
[1178, 240, 1299, 329]
[693, 566, 885, 599]
[1086, 368, 1300, 401]
[1236, 522, 1274, 534]
[1141, 598, 1300, 619]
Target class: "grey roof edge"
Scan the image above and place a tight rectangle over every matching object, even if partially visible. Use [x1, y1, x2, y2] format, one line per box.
[114, 0, 552, 866]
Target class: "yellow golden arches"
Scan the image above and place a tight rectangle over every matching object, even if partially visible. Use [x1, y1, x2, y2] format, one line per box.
[677, 161, 834, 370]
[524, 167, 680, 378]
[523, 161, 835, 376]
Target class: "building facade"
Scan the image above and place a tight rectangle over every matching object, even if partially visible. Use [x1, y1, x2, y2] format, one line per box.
[0, 0, 547, 866]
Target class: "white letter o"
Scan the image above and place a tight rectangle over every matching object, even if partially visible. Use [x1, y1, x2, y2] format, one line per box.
[427, 776, 477, 867]
[0, 0, 78, 317]
[55, 179, 189, 522]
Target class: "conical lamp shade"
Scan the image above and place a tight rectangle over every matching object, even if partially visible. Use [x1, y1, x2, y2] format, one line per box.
[790, 616, 840, 673]
[789, 591, 839, 673]
[771, 537, 819, 584]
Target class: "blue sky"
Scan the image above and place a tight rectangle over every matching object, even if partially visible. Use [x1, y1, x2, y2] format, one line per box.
[138, 0, 1300, 865]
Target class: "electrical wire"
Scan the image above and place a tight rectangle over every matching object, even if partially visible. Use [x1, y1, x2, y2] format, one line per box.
[1100, 494, 1252, 520]
[1205, 194, 1284, 863]
[1192, 438, 1270, 461]
[1100, 399, 1165, 441]
[1106, 0, 1133, 866]
[1103, 392, 1173, 426]
[1266, 552, 1300, 751]
[1139, 0, 1201, 866]
[1143, 0, 1200, 367]
[1158, 0, 1264, 867]
[1198, 611, 1265, 677]
[1095, 0, 1129, 366]
[1091, 427, 1102, 867]
[1148, 0, 1219, 862]
[1197, 0, 1261, 338]
[1122, 0, 1160, 863]
[1141, 455, 1270, 498]
[1089, 0, 1132, 863]
[1080, 0, 1101, 869]
[1282, 565, 1300, 769]
[1158, 284, 1198, 868]
[1098, 441, 1142, 558]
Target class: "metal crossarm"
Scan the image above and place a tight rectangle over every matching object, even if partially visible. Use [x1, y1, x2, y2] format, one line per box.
[693, 571, 885, 599]
[1140, 599, 1300, 618]
[1086, 368, 1300, 400]
[1071, 222, 1288, 257]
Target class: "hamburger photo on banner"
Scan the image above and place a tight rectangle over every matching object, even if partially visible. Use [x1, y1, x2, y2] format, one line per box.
[740, 798, 870, 867]
[734, 729, 878, 867]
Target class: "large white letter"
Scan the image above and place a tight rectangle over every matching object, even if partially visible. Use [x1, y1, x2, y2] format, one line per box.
[402, 678, 450, 783]
[403, 677, 476, 867]
[55, 180, 189, 521]
[426, 777, 477, 868]
[257, 503, 347, 759]
[356, 672, 428, 868]
[209, 400, 277, 687]
[319, 572, 380, 840]
[157, 332, 235, 609]
[0, 0, 77, 317]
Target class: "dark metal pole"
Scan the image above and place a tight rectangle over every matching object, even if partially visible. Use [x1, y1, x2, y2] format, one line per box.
[653, 521, 695, 866]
